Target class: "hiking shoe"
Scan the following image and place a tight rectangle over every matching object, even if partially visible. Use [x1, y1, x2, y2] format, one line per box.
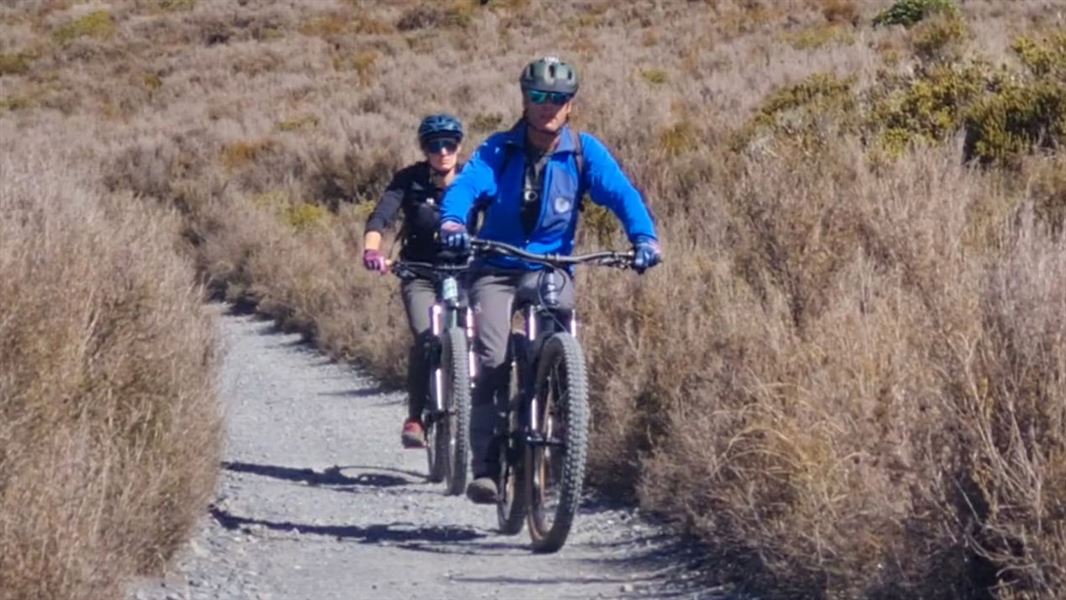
[466, 476, 498, 504]
[401, 418, 426, 449]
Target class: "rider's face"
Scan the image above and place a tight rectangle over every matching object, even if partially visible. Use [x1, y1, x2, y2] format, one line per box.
[524, 95, 572, 133]
[423, 138, 461, 173]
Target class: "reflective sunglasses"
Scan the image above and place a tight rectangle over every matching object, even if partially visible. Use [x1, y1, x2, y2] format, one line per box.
[423, 138, 459, 154]
[526, 90, 573, 105]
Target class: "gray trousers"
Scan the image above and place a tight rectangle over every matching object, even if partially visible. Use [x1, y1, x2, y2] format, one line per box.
[468, 268, 575, 478]
[401, 277, 436, 421]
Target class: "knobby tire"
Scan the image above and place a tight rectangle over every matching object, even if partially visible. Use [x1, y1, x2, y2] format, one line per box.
[526, 332, 588, 553]
[443, 327, 471, 496]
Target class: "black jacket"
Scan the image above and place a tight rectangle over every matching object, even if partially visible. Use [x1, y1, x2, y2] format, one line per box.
[365, 161, 459, 262]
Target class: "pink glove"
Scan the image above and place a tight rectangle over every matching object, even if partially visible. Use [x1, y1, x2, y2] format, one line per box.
[362, 249, 388, 273]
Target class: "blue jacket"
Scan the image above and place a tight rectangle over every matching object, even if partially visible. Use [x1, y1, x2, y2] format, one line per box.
[440, 121, 658, 270]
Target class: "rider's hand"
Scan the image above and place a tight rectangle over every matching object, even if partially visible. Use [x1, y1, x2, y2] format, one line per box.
[362, 249, 389, 274]
[440, 220, 470, 252]
[632, 235, 662, 274]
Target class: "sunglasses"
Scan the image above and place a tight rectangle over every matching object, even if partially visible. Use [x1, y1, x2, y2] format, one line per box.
[423, 138, 459, 154]
[527, 90, 573, 105]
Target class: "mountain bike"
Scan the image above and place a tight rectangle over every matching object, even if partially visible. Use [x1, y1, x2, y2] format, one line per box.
[391, 258, 474, 496]
[469, 239, 635, 553]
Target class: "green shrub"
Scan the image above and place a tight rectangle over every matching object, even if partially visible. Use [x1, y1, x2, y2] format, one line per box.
[868, 63, 987, 155]
[640, 68, 669, 85]
[1012, 32, 1066, 79]
[143, 73, 163, 91]
[158, 0, 196, 11]
[284, 202, 330, 231]
[52, 11, 117, 45]
[0, 53, 31, 76]
[734, 73, 858, 152]
[277, 114, 320, 132]
[470, 112, 503, 132]
[963, 81, 1066, 166]
[786, 24, 855, 50]
[1028, 155, 1066, 234]
[579, 204, 620, 246]
[910, 14, 969, 62]
[872, 0, 958, 28]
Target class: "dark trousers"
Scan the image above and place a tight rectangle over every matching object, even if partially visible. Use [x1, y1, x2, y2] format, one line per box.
[468, 268, 575, 478]
[401, 277, 436, 421]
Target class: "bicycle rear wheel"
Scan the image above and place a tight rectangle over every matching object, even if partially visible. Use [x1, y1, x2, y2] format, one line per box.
[526, 332, 589, 553]
[497, 334, 529, 534]
[442, 327, 471, 496]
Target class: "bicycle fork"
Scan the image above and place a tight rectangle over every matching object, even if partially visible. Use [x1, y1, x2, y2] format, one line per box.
[523, 306, 575, 449]
[429, 304, 445, 415]
[427, 301, 476, 415]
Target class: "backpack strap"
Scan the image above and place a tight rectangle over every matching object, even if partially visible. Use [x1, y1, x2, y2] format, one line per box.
[570, 127, 585, 188]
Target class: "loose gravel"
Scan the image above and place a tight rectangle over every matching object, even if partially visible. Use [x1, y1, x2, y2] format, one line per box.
[130, 308, 732, 600]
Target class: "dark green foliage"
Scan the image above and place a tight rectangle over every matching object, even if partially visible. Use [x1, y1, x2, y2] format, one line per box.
[872, 0, 959, 28]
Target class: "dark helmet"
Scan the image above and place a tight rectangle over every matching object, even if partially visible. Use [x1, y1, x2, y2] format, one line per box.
[417, 114, 464, 144]
[519, 56, 579, 95]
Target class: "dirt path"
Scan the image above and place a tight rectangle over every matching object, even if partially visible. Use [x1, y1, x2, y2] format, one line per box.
[130, 309, 728, 600]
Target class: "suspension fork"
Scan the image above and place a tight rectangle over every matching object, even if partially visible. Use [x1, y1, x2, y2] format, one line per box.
[429, 303, 444, 413]
[526, 305, 578, 436]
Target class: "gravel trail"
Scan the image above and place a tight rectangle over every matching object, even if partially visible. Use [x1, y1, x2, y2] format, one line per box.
[131, 309, 727, 600]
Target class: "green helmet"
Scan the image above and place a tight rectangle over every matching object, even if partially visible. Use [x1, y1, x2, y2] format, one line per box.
[519, 56, 579, 95]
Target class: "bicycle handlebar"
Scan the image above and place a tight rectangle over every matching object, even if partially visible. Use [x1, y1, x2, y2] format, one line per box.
[470, 239, 634, 269]
[389, 258, 470, 280]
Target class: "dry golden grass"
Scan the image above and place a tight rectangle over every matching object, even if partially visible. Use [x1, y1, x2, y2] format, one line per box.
[0, 133, 221, 598]
[6, 0, 1066, 596]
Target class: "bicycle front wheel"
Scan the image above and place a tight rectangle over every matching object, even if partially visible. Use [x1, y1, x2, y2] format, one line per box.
[526, 332, 589, 553]
[442, 326, 471, 496]
[425, 360, 446, 484]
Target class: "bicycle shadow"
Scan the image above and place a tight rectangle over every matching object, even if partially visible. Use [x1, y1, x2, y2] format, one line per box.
[222, 461, 422, 487]
[317, 386, 391, 399]
[210, 506, 486, 546]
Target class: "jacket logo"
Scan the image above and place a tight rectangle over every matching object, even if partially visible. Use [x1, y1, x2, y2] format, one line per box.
[553, 196, 572, 213]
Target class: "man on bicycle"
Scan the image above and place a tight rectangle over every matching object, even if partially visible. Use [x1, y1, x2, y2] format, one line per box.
[438, 56, 662, 503]
[362, 114, 465, 449]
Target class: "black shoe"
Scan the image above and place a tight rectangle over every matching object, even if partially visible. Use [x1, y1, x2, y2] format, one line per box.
[466, 476, 498, 504]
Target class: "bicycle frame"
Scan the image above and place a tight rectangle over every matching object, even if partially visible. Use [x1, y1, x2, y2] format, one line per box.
[391, 260, 476, 413]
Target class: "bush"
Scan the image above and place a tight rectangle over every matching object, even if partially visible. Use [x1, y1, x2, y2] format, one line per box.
[52, 10, 117, 45]
[396, 1, 476, 31]
[0, 52, 31, 76]
[869, 63, 987, 155]
[1012, 32, 1066, 79]
[220, 139, 275, 170]
[964, 81, 1066, 165]
[0, 147, 219, 599]
[872, 0, 959, 28]
[158, 0, 196, 11]
[785, 23, 855, 50]
[734, 73, 858, 153]
[910, 13, 969, 62]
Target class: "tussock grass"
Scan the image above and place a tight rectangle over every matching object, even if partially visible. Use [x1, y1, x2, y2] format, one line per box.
[6, 0, 1066, 596]
[0, 139, 220, 599]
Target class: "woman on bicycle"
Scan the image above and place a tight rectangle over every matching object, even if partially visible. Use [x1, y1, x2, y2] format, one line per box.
[438, 57, 662, 503]
[362, 113, 465, 449]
